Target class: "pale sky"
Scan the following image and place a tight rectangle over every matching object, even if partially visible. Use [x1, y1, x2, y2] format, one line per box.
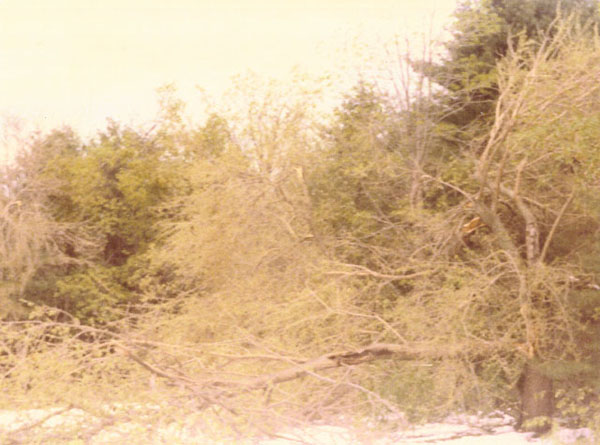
[0, 0, 459, 144]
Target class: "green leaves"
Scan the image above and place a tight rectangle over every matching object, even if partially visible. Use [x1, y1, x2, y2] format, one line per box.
[0, 120, 191, 323]
[53, 266, 129, 324]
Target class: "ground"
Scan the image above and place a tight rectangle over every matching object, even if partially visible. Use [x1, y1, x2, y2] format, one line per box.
[0, 408, 594, 444]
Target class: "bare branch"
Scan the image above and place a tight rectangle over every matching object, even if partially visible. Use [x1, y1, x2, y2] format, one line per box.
[539, 189, 576, 264]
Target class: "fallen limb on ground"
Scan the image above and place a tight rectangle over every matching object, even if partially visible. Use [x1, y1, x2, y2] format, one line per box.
[120, 341, 474, 393]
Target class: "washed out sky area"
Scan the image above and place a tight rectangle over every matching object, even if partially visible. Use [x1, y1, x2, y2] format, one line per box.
[0, 0, 458, 145]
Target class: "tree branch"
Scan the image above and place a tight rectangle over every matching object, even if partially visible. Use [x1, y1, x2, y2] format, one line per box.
[539, 189, 575, 264]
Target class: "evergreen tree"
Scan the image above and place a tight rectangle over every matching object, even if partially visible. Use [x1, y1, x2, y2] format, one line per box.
[423, 0, 598, 129]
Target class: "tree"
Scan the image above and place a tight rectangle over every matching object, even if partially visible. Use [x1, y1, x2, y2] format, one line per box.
[0, 128, 97, 320]
[311, 14, 600, 431]
[449, 18, 600, 431]
[9, 121, 188, 323]
[309, 83, 404, 243]
[422, 0, 598, 129]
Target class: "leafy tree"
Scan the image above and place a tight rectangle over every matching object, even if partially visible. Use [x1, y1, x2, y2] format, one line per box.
[423, 0, 598, 129]
[442, 18, 600, 431]
[12, 122, 187, 323]
[156, 75, 321, 294]
[310, 83, 403, 242]
[312, 15, 600, 430]
[0, 128, 97, 320]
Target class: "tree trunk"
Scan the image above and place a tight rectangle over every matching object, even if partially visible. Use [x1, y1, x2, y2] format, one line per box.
[517, 362, 554, 434]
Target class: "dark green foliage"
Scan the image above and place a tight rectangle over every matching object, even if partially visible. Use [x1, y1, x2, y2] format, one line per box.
[423, 0, 598, 128]
[8, 122, 189, 323]
[189, 113, 232, 160]
[309, 83, 406, 241]
[50, 123, 185, 264]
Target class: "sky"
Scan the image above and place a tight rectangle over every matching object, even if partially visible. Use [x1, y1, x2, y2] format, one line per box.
[0, 0, 459, 148]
